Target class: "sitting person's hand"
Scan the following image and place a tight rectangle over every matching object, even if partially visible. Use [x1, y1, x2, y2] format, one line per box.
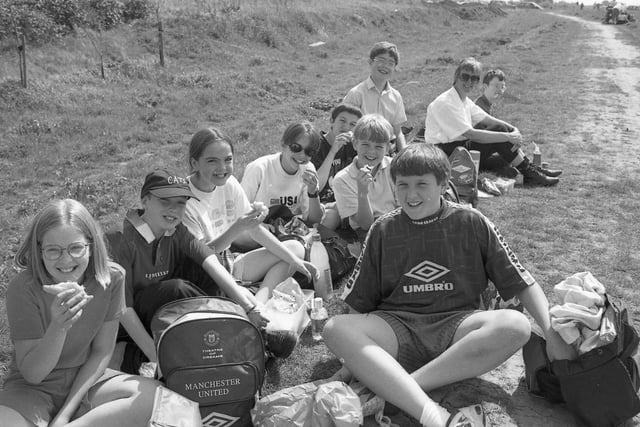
[331, 131, 353, 154]
[288, 259, 320, 284]
[508, 129, 523, 151]
[356, 165, 374, 194]
[234, 203, 267, 233]
[545, 329, 578, 361]
[302, 168, 320, 195]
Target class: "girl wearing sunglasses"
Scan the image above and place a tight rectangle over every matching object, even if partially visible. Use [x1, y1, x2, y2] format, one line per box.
[183, 127, 318, 306]
[241, 121, 324, 239]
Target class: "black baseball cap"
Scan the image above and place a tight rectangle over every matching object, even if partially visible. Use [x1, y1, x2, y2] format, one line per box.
[140, 169, 199, 200]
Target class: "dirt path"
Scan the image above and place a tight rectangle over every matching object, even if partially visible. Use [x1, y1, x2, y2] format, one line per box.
[555, 13, 640, 173]
[368, 14, 640, 427]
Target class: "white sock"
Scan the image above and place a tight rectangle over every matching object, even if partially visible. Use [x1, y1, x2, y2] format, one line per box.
[420, 401, 451, 427]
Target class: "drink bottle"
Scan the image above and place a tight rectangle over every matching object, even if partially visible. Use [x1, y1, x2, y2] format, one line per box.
[310, 297, 329, 342]
[309, 233, 333, 301]
[533, 143, 542, 166]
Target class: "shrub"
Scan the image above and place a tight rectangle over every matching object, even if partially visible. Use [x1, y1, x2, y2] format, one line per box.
[0, 1, 73, 43]
[123, 0, 151, 22]
[86, 0, 124, 29]
[37, 0, 84, 29]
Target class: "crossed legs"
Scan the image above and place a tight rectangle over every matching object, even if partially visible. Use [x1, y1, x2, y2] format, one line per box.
[323, 309, 531, 424]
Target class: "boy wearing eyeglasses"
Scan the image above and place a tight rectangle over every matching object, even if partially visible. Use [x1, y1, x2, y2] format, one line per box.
[425, 57, 559, 187]
[333, 114, 397, 234]
[241, 121, 324, 230]
[343, 41, 408, 153]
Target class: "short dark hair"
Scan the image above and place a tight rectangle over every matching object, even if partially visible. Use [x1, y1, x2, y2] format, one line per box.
[390, 143, 451, 186]
[331, 104, 363, 121]
[281, 121, 320, 151]
[453, 57, 482, 85]
[369, 41, 399, 65]
[482, 69, 506, 85]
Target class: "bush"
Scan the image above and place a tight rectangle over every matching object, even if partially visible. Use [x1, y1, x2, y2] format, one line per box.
[0, 5, 67, 43]
[86, 0, 124, 29]
[37, 0, 84, 29]
[123, 0, 151, 22]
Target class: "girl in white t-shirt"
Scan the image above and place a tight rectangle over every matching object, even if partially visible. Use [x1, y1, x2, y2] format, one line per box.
[240, 121, 325, 229]
[183, 127, 318, 304]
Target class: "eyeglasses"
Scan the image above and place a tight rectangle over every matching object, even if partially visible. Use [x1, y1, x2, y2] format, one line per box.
[459, 73, 480, 84]
[372, 57, 396, 67]
[288, 142, 318, 157]
[41, 242, 90, 261]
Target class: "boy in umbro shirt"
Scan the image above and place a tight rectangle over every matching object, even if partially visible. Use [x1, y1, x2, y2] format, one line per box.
[323, 144, 575, 427]
[107, 169, 267, 374]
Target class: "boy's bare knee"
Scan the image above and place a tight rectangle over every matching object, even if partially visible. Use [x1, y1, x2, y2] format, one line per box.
[322, 315, 348, 347]
[497, 310, 531, 347]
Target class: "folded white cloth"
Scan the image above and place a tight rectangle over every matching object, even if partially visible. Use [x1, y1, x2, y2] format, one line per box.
[550, 272, 615, 353]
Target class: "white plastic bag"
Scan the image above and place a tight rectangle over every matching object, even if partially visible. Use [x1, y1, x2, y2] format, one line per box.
[251, 380, 361, 427]
[263, 278, 310, 338]
[148, 385, 202, 427]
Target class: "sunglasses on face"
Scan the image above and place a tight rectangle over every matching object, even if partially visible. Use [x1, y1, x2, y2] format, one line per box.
[41, 242, 90, 261]
[288, 142, 317, 157]
[459, 73, 480, 84]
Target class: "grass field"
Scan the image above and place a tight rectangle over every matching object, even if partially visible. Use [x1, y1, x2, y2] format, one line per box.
[1, 0, 639, 425]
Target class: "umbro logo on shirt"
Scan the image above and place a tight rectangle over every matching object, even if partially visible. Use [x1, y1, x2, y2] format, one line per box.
[403, 261, 453, 293]
[404, 260, 450, 282]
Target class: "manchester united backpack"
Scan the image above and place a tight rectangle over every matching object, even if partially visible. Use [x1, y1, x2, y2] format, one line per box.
[150, 297, 266, 427]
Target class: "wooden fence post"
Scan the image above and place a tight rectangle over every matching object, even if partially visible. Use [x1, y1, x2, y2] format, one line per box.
[158, 20, 165, 67]
[21, 34, 27, 88]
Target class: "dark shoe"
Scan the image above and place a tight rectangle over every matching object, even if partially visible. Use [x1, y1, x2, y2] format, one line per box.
[522, 165, 560, 187]
[495, 165, 519, 179]
[536, 165, 563, 177]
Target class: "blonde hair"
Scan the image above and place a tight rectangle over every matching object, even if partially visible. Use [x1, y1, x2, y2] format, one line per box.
[353, 114, 393, 145]
[14, 199, 111, 288]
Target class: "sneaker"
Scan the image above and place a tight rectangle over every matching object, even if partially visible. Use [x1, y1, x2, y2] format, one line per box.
[521, 163, 559, 187]
[535, 165, 563, 177]
[362, 395, 386, 418]
[446, 404, 487, 427]
[478, 177, 501, 196]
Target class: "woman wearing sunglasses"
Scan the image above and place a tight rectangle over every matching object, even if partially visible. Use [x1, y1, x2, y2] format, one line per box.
[424, 57, 559, 187]
[241, 121, 324, 235]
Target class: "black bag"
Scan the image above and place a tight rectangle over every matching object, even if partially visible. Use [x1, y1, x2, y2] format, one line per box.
[151, 297, 266, 427]
[522, 296, 640, 427]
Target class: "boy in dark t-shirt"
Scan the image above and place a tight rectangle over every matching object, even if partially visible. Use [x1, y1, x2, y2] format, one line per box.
[107, 169, 267, 374]
[323, 144, 575, 427]
[311, 104, 362, 229]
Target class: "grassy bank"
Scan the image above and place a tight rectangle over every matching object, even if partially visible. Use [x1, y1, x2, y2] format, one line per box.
[1, 1, 639, 424]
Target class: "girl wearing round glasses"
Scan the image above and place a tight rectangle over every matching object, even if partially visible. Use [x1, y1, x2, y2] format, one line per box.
[240, 121, 324, 245]
[0, 199, 159, 427]
[183, 127, 318, 306]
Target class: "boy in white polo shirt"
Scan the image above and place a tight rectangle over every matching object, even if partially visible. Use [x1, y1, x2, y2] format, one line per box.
[333, 114, 397, 234]
[343, 41, 408, 153]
